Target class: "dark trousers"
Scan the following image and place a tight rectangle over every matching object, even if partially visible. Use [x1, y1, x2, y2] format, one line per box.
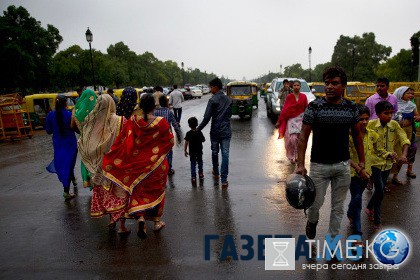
[347, 176, 367, 236]
[173, 107, 182, 123]
[190, 157, 203, 178]
[367, 167, 390, 225]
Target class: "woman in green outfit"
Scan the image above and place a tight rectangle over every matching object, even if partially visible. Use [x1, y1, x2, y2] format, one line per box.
[71, 89, 97, 188]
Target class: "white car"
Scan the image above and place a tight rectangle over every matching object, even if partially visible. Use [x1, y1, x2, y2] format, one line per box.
[189, 86, 203, 98]
[196, 84, 210, 94]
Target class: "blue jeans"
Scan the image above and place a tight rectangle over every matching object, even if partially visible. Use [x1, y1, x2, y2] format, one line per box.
[211, 137, 231, 183]
[367, 167, 390, 225]
[167, 149, 173, 170]
[190, 158, 203, 178]
[308, 161, 351, 236]
[173, 107, 182, 123]
[347, 176, 366, 236]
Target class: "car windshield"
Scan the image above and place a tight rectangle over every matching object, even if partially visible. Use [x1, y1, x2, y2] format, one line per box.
[346, 86, 358, 97]
[66, 98, 75, 107]
[230, 85, 251, 96]
[275, 81, 311, 92]
[190, 87, 199, 90]
[312, 85, 324, 93]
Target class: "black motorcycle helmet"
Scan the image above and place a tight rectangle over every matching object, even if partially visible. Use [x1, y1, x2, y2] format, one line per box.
[285, 173, 316, 211]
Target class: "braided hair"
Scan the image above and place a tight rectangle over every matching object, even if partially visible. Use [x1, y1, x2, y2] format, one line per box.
[55, 95, 67, 136]
[140, 93, 156, 122]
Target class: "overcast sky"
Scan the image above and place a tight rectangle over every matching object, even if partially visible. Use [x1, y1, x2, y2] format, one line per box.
[1, 0, 420, 80]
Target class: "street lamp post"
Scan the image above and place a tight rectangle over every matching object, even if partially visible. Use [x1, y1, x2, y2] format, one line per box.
[418, 37, 420, 82]
[181, 61, 185, 86]
[308, 46, 312, 82]
[351, 47, 355, 81]
[85, 28, 96, 91]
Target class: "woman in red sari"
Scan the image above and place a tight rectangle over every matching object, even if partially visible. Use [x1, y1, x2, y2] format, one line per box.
[275, 80, 308, 163]
[102, 93, 174, 239]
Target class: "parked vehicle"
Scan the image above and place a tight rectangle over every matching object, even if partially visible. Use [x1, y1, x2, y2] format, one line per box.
[163, 87, 172, 95]
[113, 88, 143, 103]
[23, 92, 79, 129]
[266, 78, 315, 123]
[309, 82, 325, 97]
[180, 88, 192, 100]
[226, 81, 254, 119]
[189, 87, 203, 98]
[311, 82, 377, 104]
[196, 84, 210, 94]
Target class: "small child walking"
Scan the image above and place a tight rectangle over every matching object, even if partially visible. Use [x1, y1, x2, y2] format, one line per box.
[366, 100, 410, 229]
[184, 117, 206, 182]
[347, 105, 385, 239]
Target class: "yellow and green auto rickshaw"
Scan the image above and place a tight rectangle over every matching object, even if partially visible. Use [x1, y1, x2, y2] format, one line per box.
[226, 81, 255, 118]
[23, 92, 79, 129]
[309, 82, 325, 98]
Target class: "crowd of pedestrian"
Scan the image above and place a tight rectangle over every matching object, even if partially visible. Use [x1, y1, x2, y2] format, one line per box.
[278, 67, 418, 243]
[45, 77, 232, 239]
[45, 67, 418, 243]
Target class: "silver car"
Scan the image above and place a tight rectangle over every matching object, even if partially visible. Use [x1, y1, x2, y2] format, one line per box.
[266, 78, 315, 123]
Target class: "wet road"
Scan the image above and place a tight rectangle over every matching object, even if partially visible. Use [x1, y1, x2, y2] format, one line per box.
[1, 94, 419, 279]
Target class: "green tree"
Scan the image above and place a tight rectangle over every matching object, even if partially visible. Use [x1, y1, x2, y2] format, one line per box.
[107, 42, 137, 86]
[376, 49, 412, 81]
[331, 32, 391, 82]
[312, 62, 332, 82]
[51, 45, 88, 90]
[283, 64, 305, 78]
[0, 5, 62, 94]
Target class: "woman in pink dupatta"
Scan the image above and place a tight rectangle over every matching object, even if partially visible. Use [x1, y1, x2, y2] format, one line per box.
[275, 80, 308, 163]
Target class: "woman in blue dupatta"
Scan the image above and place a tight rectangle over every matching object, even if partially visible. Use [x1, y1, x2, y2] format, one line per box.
[46, 95, 78, 199]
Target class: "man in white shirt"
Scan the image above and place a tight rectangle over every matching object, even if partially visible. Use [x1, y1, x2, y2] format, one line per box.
[169, 84, 184, 125]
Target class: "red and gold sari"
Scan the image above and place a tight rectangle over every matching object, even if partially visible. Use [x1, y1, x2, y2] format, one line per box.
[102, 115, 174, 221]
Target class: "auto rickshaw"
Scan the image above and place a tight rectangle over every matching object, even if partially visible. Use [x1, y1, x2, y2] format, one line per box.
[23, 92, 79, 129]
[309, 82, 325, 98]
[226, 81, 254, 118]
[309, 82, 375, 104]
[113, 88, 143, 103]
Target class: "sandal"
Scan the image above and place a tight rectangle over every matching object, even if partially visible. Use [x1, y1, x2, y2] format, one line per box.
[137, 218, 147, 239]
[108, 221, 117, 230]
[63, 192, 76, 200]
[406, 172, 417, 179]
[391, 178, 403, 185]
[153, 221, 166, 231]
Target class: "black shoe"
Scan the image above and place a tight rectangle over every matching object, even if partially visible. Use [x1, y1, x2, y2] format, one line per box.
[306, 221, 318, 239]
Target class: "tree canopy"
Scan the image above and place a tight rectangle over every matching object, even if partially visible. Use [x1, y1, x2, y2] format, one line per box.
[0, 5, 62, 94]
[331, 32, 392, 82]
[1, 5, 418, 94]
